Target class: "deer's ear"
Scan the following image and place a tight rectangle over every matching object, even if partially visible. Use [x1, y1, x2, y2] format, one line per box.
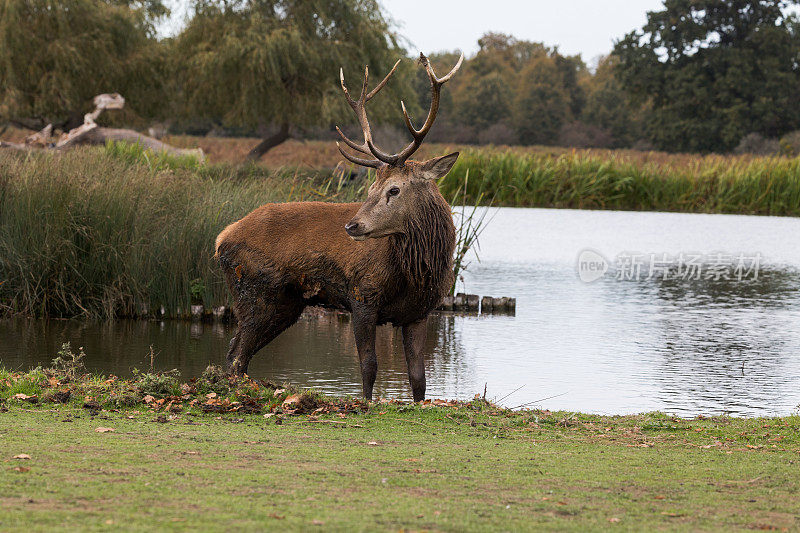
[420, 152, 459, 180]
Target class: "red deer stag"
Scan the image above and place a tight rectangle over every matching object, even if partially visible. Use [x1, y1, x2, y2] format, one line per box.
[215, 53, 463, 401]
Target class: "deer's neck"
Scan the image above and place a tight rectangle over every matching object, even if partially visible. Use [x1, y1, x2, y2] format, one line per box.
[389, 193, 455, 296]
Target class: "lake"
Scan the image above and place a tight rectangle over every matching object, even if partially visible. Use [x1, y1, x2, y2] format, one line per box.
[3, 207, 800, 417]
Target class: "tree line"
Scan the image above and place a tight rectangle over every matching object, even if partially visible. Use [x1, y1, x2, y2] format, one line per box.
[1, 0, 799, 156]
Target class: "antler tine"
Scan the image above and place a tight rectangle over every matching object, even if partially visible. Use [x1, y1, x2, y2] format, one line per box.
[337, 65, 378, 159]
[335, 126, 371, 155]
[395, 52, 464, 165]
[336, 60, 403, 166]
[367, 59, 401, 101]
[337, 142, 382, 168]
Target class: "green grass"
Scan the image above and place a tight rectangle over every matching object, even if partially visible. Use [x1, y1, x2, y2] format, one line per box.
[102, 140, 205, 172]
[443, 149, 800, 214]
[1, 364, 799, 530]
[1, 403, 799, 531]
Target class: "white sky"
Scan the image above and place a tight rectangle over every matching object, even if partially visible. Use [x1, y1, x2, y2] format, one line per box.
[379, 0, 666, 62]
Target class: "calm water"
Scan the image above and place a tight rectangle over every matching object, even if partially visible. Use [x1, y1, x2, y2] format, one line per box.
[3, 207, 800, 417]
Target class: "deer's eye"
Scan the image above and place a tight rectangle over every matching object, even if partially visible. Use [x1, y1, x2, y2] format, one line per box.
[388, 186, 400, 197]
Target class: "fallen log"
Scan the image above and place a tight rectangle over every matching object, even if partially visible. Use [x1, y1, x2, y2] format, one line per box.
[56, 125, 203, 160]
[0, 93, 203, 161]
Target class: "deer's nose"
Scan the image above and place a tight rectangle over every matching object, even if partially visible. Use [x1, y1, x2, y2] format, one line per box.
[344, 221, 361, 236]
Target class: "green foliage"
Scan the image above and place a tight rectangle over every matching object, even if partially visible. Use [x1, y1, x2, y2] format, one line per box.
[132, 368, 181, 396]
[580, 55, 647, 148]
[614, 0, 800, 153]
[439, 34, 581, 146]
[173, 0, 408, 131]
[104, 140, 203, 171]
[458, 72, 512, 131]
[513, 55, 574, 145]
[50, 342, 87, 381]
[0, 0, 170, 127]
[189, 278, 206, 303]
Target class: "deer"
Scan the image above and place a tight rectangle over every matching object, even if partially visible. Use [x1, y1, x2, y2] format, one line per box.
[214, 53, 463, 401]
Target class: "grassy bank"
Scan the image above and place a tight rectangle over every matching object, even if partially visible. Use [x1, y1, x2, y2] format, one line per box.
[1, 365, 799, 531]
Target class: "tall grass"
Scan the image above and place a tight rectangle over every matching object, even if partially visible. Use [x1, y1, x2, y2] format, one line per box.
[0, 148, 359, 319]
[442, 150, 800, 215]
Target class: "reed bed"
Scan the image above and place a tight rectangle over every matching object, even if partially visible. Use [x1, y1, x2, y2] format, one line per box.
[443, 149, 800, 215]
[0, 147, 362, 319]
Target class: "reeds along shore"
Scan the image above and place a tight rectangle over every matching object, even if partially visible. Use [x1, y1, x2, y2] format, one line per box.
[1, 142, 799, 319]
[445, 150, 800, 213]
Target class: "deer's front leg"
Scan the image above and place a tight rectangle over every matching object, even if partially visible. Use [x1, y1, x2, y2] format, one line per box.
[351, 305, 378, 400]
[402, 318, 428, 402]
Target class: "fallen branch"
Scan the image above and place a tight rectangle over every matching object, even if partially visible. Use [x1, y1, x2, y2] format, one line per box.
[0, 93, 204, 161]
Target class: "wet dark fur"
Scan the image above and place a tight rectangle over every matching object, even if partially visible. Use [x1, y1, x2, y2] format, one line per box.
[215, 174, 455, 399]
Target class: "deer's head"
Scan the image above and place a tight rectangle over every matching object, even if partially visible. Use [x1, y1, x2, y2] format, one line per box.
[336, 54, 463, 241]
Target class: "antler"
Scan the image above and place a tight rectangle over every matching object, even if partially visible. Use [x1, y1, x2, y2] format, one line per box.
[336, 59, 401, 168]
[336, 52, 463, 168]
[395, 53, 463, 166]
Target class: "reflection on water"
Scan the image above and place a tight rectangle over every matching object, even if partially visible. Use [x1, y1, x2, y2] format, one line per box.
[3, 207, 800, 417]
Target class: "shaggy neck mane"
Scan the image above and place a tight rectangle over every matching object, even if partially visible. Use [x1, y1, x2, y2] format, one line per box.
[389, 191, 455, 293]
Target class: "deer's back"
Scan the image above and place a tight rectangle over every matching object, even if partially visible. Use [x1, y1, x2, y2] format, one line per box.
[215, 202, 390, 306]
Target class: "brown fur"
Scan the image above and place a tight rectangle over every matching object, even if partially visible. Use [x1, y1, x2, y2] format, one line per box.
[215, 157, 457, 400]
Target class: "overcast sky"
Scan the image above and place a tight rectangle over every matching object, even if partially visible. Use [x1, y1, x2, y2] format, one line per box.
[161, 1, 668, 62]
[379, 0, 666, 62]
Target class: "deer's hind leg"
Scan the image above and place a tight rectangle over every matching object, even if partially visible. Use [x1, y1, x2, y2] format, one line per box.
[227, 285, 304, 376]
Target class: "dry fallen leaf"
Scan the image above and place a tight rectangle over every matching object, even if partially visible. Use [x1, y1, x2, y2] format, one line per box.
[311, 520, 324, 526]
[143, 395, 155, 404]
[95, 427, 115, 433]
[274, 388, 286, 395]
[12, 393, 37, 403]
[283, 394, 300, 406]
[608, 517, 621, 523]
[13, 454, 31, 460]
[367, 441, 379, 446]
[13, 466, 30, 473]
[205, 392, 217, 399]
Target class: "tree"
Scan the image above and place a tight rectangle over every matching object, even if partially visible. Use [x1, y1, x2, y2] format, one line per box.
[581, 55, 647, 148]
[614, 0, 800, 153]
[459, 72, 512, 131]
[174, 0, 407, 160]
[0, 0, 169, 131]
[513, 55, 573, 145]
